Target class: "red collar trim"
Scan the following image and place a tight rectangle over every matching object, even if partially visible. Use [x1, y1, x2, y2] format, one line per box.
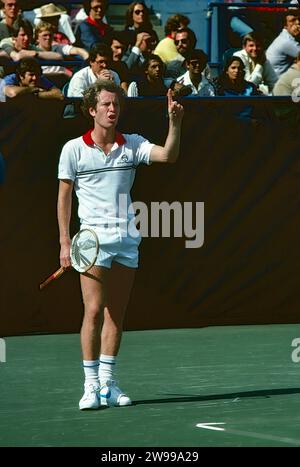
[87, 17, 107, 36]
[82, 129, 126, 147]
[115, 131, 126, 146]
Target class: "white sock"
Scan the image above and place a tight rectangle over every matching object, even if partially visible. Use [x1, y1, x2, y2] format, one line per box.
[83, 360, 99, 387]
[99, 354, 116, 386]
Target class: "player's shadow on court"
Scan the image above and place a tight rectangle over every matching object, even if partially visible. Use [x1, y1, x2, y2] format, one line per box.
[133, 387, 300, 405]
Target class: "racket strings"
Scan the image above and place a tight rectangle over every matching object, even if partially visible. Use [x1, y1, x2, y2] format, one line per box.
[71, 230, 99, 272]
[73, 243, 81, 266]
[78, 238, 97, 250]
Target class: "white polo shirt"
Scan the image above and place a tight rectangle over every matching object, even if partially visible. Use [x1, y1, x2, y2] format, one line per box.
[67, 66, 121, 97]
[58, 129, 153, 229]
[177, 71, 215, 96]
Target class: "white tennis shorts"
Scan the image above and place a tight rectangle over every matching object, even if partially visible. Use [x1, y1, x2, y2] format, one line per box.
[81, 224, 141, 269]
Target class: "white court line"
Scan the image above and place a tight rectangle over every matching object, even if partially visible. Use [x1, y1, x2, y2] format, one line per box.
[196, 422, 300, 446]
[224, 429, 300, 446]
[196, 422, 226, 432]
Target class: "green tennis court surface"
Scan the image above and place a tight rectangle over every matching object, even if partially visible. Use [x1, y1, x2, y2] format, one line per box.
[1, 324, 300, 447]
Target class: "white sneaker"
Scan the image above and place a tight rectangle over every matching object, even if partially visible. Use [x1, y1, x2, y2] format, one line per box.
[79, 383, 100, 410]
[99, 380, 132, 407]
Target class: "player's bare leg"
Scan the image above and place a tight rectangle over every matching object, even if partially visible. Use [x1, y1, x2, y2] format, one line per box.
[78, 266, 109, 409]
[99, 262, 136, 407]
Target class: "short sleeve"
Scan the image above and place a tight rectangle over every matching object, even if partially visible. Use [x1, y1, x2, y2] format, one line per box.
[0, 42, 13, 55]
[128, 134, 154, 166]
[58, 141, 78, 181]
[57, 44, 72, 55]
[3, 73, 17, 85]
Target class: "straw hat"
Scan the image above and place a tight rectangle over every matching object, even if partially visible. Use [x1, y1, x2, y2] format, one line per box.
[36, 3, 66, 19]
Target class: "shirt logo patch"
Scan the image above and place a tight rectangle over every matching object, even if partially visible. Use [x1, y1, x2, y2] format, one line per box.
[118, 154, 131, 164]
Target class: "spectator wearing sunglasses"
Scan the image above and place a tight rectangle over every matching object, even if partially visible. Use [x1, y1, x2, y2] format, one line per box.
[173, 28, 196, 60]
[177, 49, 215, 96]
[75, 0, 114, 51]
[166, 27, 211, 81]
[154, 13, 190, 64]
[67, 43, 120, 98]
[123, 2, 158, 47]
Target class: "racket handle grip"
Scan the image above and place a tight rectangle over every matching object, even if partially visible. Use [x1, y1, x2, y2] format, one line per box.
[39, 266, 66, 290]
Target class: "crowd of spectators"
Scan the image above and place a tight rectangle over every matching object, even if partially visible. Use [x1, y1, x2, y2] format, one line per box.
[0, 0, 300, 108]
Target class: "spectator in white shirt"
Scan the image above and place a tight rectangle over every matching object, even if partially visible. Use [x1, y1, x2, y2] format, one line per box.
[67, 43, 120, 97]
[177, 49, 215, 96]
[233, 33, 278, 95]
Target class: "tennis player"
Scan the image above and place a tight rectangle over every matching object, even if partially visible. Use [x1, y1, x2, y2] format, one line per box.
[57, 80, 184, 410]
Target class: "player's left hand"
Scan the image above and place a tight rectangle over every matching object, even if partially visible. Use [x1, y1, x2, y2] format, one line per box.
[167, 88, 184, 123]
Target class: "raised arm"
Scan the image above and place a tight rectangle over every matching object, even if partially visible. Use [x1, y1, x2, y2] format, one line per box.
[57, 179, 74, 268]
[150, 89, 184, 163]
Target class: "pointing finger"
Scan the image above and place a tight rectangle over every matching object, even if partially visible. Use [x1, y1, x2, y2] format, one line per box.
[167, 88, 173, 110]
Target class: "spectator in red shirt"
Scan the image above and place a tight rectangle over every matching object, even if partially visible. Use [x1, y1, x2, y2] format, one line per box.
[75, 0, 114, 51]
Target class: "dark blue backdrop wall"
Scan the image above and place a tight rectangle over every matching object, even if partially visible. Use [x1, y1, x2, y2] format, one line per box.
[1, 96, 300, 336]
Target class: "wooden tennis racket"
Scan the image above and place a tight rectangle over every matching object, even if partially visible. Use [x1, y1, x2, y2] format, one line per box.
[39, 228, 99, 290]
